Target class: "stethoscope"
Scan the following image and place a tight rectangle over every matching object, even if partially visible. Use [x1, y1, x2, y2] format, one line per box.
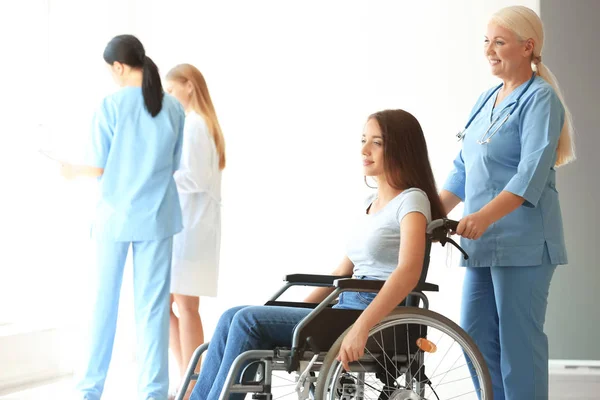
[456, 72, 537, 144]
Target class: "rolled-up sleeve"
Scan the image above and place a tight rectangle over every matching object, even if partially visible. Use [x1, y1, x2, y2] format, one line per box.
[504, 87, 564, 208]
[86, 98, 115, 168]
[443, 150, 466, 201]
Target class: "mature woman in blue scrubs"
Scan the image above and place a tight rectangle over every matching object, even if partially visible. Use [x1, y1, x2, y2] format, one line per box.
[440, 6, 575, 400]
[61, 35, 185, 400]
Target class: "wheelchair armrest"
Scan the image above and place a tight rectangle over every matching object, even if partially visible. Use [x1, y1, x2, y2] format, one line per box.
[285, 274, 352, 285]
[269, 274, 354, 302]
[333, 278, 439, 293]
[333, 278, 384, 291]
[414, 282, 439, 292]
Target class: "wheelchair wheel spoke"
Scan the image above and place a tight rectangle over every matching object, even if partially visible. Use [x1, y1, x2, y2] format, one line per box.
[269, 371, 308, 398]
[432, 375, 477, 387]
[362, 346, 401, 386]
[405, 323, 411, 382]
[409, 329, 444, 379]
[274, 389, 299, 399]
[370, 334, 402, 385]
[271, 372, 297, 384]
[317, 309, 492, 400]
[427, 339, 458, 382]
[421, 361, 468, 382]
[380, 330, 391, 388]
[443, 388, 484, 400]
[272, 382, 299, 388]
[431, 353, 464, 391]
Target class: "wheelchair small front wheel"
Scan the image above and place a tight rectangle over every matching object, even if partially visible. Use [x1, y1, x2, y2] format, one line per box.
[315, 307, 492, 400]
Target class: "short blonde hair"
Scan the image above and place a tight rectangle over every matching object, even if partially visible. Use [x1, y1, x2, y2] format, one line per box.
[492, 6, 575, 167]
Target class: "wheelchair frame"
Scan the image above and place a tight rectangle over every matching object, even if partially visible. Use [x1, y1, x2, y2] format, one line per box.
[176, 219, 489, 400]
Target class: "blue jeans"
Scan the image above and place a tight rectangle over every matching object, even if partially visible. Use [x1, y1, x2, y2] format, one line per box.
[461, 263, 556, 400]
[190, 290, 374, 400]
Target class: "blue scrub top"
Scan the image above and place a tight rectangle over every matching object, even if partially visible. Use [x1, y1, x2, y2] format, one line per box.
[444, 76, 568, 267]
[86, 87, 185, 242]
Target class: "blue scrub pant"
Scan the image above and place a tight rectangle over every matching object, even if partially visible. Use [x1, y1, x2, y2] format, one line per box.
[461, 262, 557, 400]
[76, 237, 173, 400]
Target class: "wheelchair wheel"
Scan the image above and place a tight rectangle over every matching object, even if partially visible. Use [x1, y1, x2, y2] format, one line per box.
[315, 307, 492, 400]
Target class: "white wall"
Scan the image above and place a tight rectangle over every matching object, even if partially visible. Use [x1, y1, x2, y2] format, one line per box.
[128, 0, 537, 322]
[0, 0, 538, 389]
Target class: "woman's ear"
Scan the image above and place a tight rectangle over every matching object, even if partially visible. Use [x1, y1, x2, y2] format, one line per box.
[186, 81, 194, 96]
[112, 61, 124, 76]
[524, 38, 535, 57]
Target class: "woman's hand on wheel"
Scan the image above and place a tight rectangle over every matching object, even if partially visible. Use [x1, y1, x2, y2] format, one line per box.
[337, 323, 369, 371]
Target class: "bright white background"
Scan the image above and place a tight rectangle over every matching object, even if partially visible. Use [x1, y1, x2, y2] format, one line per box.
[0, 0, 537, 390]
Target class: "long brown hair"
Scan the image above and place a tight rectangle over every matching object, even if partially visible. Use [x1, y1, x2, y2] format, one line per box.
[369, 109, 446, 221]
[166, 64, 226, 170]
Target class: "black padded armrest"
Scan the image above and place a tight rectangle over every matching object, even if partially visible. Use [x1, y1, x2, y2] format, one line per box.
[334, 278, 385, 291]
[333, 278, 439, 293]
[414, 282, 439, 292]
[264, 300, 322, 309]
[284, 274, 352, 285]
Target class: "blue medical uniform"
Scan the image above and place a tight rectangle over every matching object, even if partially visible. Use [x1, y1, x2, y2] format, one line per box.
[444, 75, 567, 400]
[76, 87, 185, 400]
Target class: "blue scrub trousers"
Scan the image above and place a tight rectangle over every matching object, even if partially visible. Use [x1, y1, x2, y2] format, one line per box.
[76, 237, 173, 400]
[461, 260, 557, 400]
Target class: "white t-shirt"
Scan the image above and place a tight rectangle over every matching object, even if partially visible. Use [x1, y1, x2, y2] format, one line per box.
[346, 188, 432, 280]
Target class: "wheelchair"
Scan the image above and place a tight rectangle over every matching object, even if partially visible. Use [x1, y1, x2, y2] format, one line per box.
[176, 219, 493, 400]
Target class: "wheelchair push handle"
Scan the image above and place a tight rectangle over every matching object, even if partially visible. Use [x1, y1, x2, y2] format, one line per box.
[426, 218, 458, 235]
[427, 218, 469, 260]
[444, 219, 459, 232]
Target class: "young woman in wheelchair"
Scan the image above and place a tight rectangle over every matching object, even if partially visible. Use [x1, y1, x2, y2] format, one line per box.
[188, 108, 446, 400]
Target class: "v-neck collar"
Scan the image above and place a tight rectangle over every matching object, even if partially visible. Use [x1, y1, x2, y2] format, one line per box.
[488, 77, 532, 121]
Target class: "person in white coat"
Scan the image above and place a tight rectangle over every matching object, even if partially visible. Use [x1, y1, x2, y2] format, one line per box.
[164, 63, 225, 397]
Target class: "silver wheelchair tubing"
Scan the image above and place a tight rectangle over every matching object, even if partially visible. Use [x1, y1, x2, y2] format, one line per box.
[176, 342, 210, 400]
[268, 281, 337, 302]
[180, 289, 430, 399]
[219, 350, 276, 399]
[219, 349, 326, 399]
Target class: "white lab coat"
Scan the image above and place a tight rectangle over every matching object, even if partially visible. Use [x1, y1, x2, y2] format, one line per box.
[171, 111, 221, 297]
